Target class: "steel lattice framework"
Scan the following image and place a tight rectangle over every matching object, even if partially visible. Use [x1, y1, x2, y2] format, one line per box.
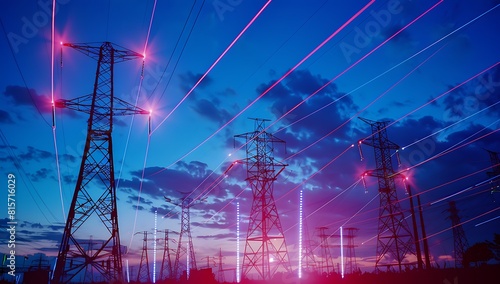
[166, 195, 200, 279]
[235, 118, 291, 280]
[359, 117, 416, 272]
[447, 201, 469, 268]
[53, 42, 147, 283]
[137, 231, 151, 283]
[317, 226, 334, 276]
[344, 227, 358, 275]
[158, 229, 174, 281]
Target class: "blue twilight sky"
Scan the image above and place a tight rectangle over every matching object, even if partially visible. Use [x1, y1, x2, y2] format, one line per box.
[1, 0, 500, 275]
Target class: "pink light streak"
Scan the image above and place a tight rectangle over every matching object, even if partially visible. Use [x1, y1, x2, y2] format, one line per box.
[361, 61, 500, 143]
[284, 44, 444, 161]
[271, 0, 444, 134]
[151, 0, 272, 135]
[150, 0, 375, 176]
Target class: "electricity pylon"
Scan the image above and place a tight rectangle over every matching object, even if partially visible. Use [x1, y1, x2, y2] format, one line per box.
[446, 201, 469, 268]
[158, 229, 174, 280]
[165, 194, 205, 279]
[359, 117, 416, 272]
[235, 118, 291, 280]
[53, 42, 148, 283]
[136, 231, 151, 283]
[317, 227, 334, 276]
[301, 220, 317, 273]
[343, 227, 358, 274]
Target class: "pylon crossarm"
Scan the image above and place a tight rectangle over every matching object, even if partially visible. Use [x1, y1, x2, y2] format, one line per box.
[55, 95, 148, 116]
[113, 96, 150, 116]
[63, 42, 143, 62]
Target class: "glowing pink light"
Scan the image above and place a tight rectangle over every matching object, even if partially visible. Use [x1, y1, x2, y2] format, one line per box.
[149, 0, 374, 176]
[340, 226, 344, 278]
[151, 0, 272, 135]
[273, 0, 443, 137]
[236, 202, 240, 283]
[298, 189, 303, 279]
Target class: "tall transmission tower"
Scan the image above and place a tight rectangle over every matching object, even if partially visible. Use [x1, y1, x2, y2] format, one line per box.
[53, 42, 148, 283]
[359, 117, 416, 272]
[301, 220, 317, 273]
[158, 229, 174, 280]
[136, 231, 151, 283]
[317, 227, 334, 276]
[343, 227, 358, 274]
[446, 201, 469, 268]
[165, 195, 205, 279]
[234, 118, 291, 280]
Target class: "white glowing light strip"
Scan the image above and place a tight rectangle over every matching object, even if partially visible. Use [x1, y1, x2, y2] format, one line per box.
[237, 202, 240, 283]
[153, 210, 157, 283]
[126, 259, 130, 283]
[51, 257, 57, 280]
[476, 215, 500, 227]
[187, 240, 190, 279]
[298, 189, 303, 278]
[340, 226, 344, 278]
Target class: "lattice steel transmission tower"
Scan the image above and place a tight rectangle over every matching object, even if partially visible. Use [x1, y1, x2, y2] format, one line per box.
[446, 201, 469, 268]
[344, 227, 358, 274]
[235, 118, 291, 280]
[136, 231, 151, 283]
[301, 220, 318, 273]
[317, 227, 334, 276]
[359, 117, 416, 272]
[53, 42, 148, 283]
[165, 195, 204, 279]
[158, 229, 174, 281]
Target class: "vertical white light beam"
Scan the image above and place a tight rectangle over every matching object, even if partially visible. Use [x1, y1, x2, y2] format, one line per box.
[51, 257, 57, 280]
[340, 226, 344, 278]
[237, 201, 240, 283]
[153, 210, 157, 283]
[298, 189, 303, 278]
[187, 240, 190, 280]
[126, 259, 130, 283]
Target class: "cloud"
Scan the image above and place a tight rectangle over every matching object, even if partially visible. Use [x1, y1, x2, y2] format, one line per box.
[256, 69, 359, 148]
[0, 109, 14, 123]
[191, 98, 232, 124]
[31, 223, 43, 229]
[128, 195, 153, 205]
[30, 167, 51, 182]
[3, 85, 51, 113]
[121, 161, 221, 200]
[196, 232, 234, 240]
[19, 146, 52, 162]
[178, 71, 214, 96]
[0, 219, 64, 254]
[442, 68, 500, 122]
